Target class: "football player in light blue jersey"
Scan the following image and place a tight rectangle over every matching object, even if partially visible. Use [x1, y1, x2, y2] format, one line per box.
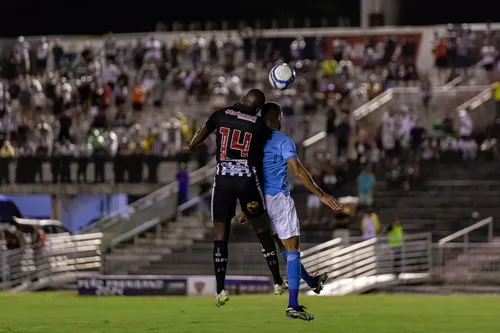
[238, 102, 341, 321]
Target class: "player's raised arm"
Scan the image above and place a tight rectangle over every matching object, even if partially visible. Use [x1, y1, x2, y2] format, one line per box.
[188, 126, 210, 150]
[187, 111, 217, 150]
[287, 157, 342, 211]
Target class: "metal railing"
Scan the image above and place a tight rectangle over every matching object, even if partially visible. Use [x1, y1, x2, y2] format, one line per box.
[438, 216, 493, 250]
[81, 160, 216, 249]
[455, 86, 494, 132]
[302, 85, 489, 155]
[436, 217, 494, 272]
[0, 233, 103, 291]
[442, 60, 485, 91]
[300, 233, 432, 295]
[434, 242, 500, 285]
[108, 190, 212, 250]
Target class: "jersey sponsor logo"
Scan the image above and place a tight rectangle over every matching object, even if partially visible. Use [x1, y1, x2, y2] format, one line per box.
[225, 109, 257, 123]
[246, 201, 260, 213]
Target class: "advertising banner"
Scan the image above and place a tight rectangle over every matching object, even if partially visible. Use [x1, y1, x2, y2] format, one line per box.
[77, 275, 187, 296]
[225, 276, 272, 295]
[78, 275, 271, 296]
[186, 275, 271, 296]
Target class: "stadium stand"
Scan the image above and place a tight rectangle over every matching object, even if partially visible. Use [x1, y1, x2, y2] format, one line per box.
[2, 21, 500, 294]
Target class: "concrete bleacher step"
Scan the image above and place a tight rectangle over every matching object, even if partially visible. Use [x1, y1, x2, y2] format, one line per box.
[136, 238, 194, 247]
[168, 218, 205, 228]
[428, 164, 500, 181]
[160, 230, 206, 240]
[134, 236, 321, 277]
[372, 173, 500, 241]
[106, 254, 163, 262]
[375, 197, 500, 208]
[377, 209, 499, 219]
[139, 264, 280, 277]
[111, 247, 173, 255]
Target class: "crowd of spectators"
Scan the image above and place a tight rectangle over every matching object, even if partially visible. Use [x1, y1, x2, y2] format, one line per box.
[0, 27, 422, 185]
[432, 24, 500, 85]
[299, 90, 497, 229]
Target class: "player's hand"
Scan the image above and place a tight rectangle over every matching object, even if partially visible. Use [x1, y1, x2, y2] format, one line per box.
[236, 212, 248, 224]
[184, 143, 192, 151]
[320, 194, 342, 211]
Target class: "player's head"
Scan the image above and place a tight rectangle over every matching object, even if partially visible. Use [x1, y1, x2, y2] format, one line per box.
[241, 89, 266, 112]
[261, 102, 283, 131]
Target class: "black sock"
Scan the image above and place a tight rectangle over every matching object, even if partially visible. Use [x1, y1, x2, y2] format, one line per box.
[257, 230, 283, 285]
[213, 240, 229, 294]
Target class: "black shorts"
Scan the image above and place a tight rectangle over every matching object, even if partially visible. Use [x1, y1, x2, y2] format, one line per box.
[211, 174, 266, 223]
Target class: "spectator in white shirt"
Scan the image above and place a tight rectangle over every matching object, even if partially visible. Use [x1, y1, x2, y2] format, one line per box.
[144, 36, 161, 63]
[32, 80, 46, 114]
[36, 37, 49, 75]
[398, 109, 415, 147]
[459, 138, 477, 164]
[381, 111, 397, 160]
[102, 63, 119, 90]
[458, 109, 473, 139]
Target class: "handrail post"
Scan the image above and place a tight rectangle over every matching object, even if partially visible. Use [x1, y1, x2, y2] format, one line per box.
[401, 237, 406, 276]
[464, 233, 469, 253]
[155, 224, 162, 240]
[488, 219, 493, 242]
[427, 233, 433, 275]
[1, 250, 7, 290]
[439, 245, 444, 275]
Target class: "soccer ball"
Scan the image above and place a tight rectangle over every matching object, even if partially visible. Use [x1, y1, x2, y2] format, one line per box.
[269, 63, 296, 90]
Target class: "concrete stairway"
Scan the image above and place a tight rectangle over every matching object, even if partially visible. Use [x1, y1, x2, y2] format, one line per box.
[139, 241, 279, 276]
[105, 160, 500, 275]
[135, 236, 320, 276]
[289, 160, 500, 242]
[374, 180, 500, 241]
[439, 237, 500, 284]
[103, 215, 211, 274]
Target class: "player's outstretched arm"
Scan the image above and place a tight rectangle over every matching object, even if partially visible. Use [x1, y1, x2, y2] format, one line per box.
[287, 157, 342, 211]
[187, 126, 210, 150]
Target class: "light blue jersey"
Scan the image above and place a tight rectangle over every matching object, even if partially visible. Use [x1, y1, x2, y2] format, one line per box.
[262, 129, 297, 196]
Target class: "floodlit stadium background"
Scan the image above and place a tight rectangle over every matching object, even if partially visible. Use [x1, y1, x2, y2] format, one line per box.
[1, 0, 500, 331]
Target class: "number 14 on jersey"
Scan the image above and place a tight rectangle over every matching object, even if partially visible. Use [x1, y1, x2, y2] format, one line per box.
[219, 127, 253, 160]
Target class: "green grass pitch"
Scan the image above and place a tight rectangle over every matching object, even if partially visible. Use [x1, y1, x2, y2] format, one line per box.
[0, 292, 498, 333]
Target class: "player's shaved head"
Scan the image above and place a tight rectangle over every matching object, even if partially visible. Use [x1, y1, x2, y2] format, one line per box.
[261, 102, 283, 130]
[241, 89, 266, 111]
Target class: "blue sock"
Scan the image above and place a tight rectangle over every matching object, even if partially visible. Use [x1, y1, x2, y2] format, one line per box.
[281, 249, 315, 288]
[300, 266, 316, 288]
[286, 250, 301, 309]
